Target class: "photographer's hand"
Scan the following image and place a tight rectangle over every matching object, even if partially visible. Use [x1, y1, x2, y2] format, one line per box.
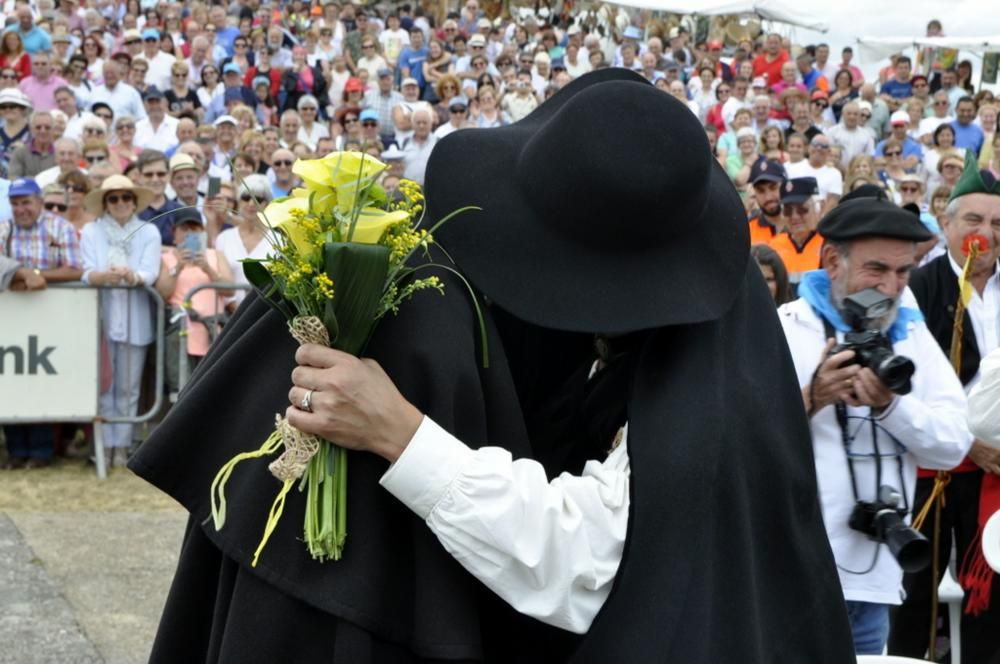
[850, 367, 894, 411]
[805, 338, 862, 415]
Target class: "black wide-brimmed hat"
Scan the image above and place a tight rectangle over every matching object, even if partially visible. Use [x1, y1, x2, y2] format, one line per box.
[426, 69, 749, 334]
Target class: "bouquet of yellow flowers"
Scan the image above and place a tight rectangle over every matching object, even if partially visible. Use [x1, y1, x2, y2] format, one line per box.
[209, 152, 476, 565]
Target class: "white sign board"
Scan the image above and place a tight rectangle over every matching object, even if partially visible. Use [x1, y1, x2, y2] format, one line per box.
[0, 288, 100, 422]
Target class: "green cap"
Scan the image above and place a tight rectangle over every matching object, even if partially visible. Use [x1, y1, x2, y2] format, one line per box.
[948, 150, 1000, 201]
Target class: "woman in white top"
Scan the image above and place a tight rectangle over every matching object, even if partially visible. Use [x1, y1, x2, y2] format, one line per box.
[80, 175, 161, 467]
[213, 174, 275, 308]
[196, 65, 224, 110]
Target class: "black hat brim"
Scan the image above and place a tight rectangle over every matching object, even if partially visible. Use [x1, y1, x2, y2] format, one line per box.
[427, 70, 749, 334]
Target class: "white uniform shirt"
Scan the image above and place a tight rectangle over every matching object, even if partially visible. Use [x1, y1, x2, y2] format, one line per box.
[969, 347, 1000, 448]
[778, 295, 971, 604]
[380, 417, 630, 633]
[134, 114, 180, 152]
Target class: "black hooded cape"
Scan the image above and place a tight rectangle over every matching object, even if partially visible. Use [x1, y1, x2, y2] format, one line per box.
[131, 261, 854, 662]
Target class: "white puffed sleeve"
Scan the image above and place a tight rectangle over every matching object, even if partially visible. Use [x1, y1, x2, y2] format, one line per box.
[380, 416, 630, 634]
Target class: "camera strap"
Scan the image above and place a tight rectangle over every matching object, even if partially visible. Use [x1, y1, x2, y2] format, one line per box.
[819, 317, 909, 509]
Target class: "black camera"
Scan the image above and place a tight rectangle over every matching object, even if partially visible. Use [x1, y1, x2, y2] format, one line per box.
[831, 289, 915, 395]
[848, 485, 930, 573]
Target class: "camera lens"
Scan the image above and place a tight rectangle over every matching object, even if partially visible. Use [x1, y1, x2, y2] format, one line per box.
[879, 513, 931, 573]
[876, 355, 915, 395]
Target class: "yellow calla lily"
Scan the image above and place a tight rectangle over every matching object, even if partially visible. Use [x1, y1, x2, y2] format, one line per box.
[293, 151, 387, 214]
[292, 187, 337, 217]
[258, 196, 317, 260]
[349, 208, 410, 244]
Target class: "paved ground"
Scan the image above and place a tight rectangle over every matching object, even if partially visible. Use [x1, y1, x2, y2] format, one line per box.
[0, 459, 186, 664]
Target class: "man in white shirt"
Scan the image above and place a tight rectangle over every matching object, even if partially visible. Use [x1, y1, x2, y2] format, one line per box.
[827, 102, 876, 168]
[785, 134, 843, 216]
[400, 107, 436, 185]
[89, 60, 147, 122]
[140, 28, 176, 91]
[917, 90, 955, 144]
[778, 198, 970, 655]
[721, 76, 751, 130]
[134, 86, 180, 152]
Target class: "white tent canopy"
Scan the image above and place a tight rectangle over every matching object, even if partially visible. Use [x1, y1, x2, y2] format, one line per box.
[601, 0, 829, 32]
[856, 35, 1000, 64]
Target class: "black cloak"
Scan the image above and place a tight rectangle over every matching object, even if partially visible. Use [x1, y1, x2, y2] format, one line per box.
[131, 261, 855, 662]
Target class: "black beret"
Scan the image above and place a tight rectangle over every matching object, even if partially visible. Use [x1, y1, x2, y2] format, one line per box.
[818, 197, 934, 243]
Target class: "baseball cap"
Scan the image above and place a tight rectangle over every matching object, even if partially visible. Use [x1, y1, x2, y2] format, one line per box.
[9, 178, 40, 198]
[123, 28, 141, 42]
[380, 145, 405, 161]
[213, 115, 238, 127]
[810, 90, 829, 101]
[752, 76, 767, 88]
[551, 58, 566, 71]
[780, 177, 819, 204]
[223, 62, 242, 75]
[224, 88, 245, 104]
[172, 206, 204, 226]
[376, 67, 393, 78]
[252, 75, 270, 89]
[707, 40, 723, 50]
[344, 77, 365, 92]
[142, 28, 160, 41]
[448, 94, 469, 110]
[476, 17, 491, 30]
[468, 34, 486, 47]
[400, 77, 418, 88]
[359, 108, 379, 122]
[142, 85, 164, 101]
[749, 158, 787, 185]
[890, 110, 910, 125]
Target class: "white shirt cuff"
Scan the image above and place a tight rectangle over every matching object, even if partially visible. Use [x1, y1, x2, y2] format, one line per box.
[379, 416, 476, 520]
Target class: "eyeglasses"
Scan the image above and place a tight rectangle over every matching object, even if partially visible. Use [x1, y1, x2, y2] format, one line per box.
[861, 113, 872, 119]
[362, 44, 374, 49]
[240, 193, 255, 202]
[44, 202, 69, 212]
[470, 45, 484, 49]
[813, 101, 828, 108]
[144, 37, 158, 42]
[899, 186, 921, 193]
[172, 72, 186, 77]
[105, 193, 135, 205]
[0, 74, 17, 80]
[884, 150, 902, 157]
[361, 120, 377, 127]
[117, 124, 135, 131]
[133, 67, 148, 73]
[143, 170, 168, 178]
[343, 117, 358, 124]
[450, 106, 467, 113]
[85, 154, 104, 163]
[33, 124, 52, 131]
[84, 127, 105, 135]
[68, 185, 87, 193]
[782, 204, 811, 217]
[811, 143, 831, 150]
[273, 160, 293, 167]
[0, 104, 19, 110]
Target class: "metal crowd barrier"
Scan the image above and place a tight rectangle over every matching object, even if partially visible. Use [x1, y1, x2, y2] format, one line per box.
[173, 282, 250, 395]
[1, 281, 255, 479]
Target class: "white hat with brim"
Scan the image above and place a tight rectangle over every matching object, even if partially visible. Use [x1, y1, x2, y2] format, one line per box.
[0, 89, 33, 109]
[84, 174, 155, 217]
[984, 510, 1000, 573]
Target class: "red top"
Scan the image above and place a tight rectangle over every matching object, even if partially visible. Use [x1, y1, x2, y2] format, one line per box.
[752, 50, 790, 91]
[0, 52, 32, 81]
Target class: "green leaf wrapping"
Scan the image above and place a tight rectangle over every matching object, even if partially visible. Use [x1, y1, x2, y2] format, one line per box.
[322, 242, 391, 354]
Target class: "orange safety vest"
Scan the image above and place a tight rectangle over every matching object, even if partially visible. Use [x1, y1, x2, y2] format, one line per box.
[748, 214, 779, 246]
[768, 231, 824, 280]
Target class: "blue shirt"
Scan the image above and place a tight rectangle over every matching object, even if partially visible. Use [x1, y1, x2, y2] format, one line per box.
[951, 120, 985, 155]
[875, 136, 924, 160]
[398, 47, 429, 89]
[4, 26, 51, 54]
[215, 26, 241, 58]
[139, 199, 182, 247]
[880, 79, 913, 99]
[801, 68, 825, 91]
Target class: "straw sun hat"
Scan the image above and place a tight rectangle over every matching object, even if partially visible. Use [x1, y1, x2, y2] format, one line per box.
[84, 174, 154, 216]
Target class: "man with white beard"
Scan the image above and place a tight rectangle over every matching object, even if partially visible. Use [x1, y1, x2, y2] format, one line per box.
[778, 194, 971, 656]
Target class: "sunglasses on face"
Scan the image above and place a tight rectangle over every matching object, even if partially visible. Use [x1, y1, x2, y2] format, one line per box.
[273, 160, 293, 167]
[343, 117, 358, 124]
[144, 37, 157, 42]
[143, 170, 168, 178]
[117, 124, 135, 131]
[85, 154, 104, 163]
[861, 113, 871, 119]
[813, 101, 828, 108]
[125, 39, 140, 45]
[105, 193, 135, 205]
[782, 204, 810, 217]
[240, 193, 255, 202]
[0, 104, 19, 110]
[133, 67, 148, 73]
[361, 120, 377, 127]
[884, 150, 902, 157]
[84, 128, 105, 135]
[44, 202, 69, 212]
[33, 124, 52, 131]
[811, 143, 830, 150]
[900, 186, 920, 193]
